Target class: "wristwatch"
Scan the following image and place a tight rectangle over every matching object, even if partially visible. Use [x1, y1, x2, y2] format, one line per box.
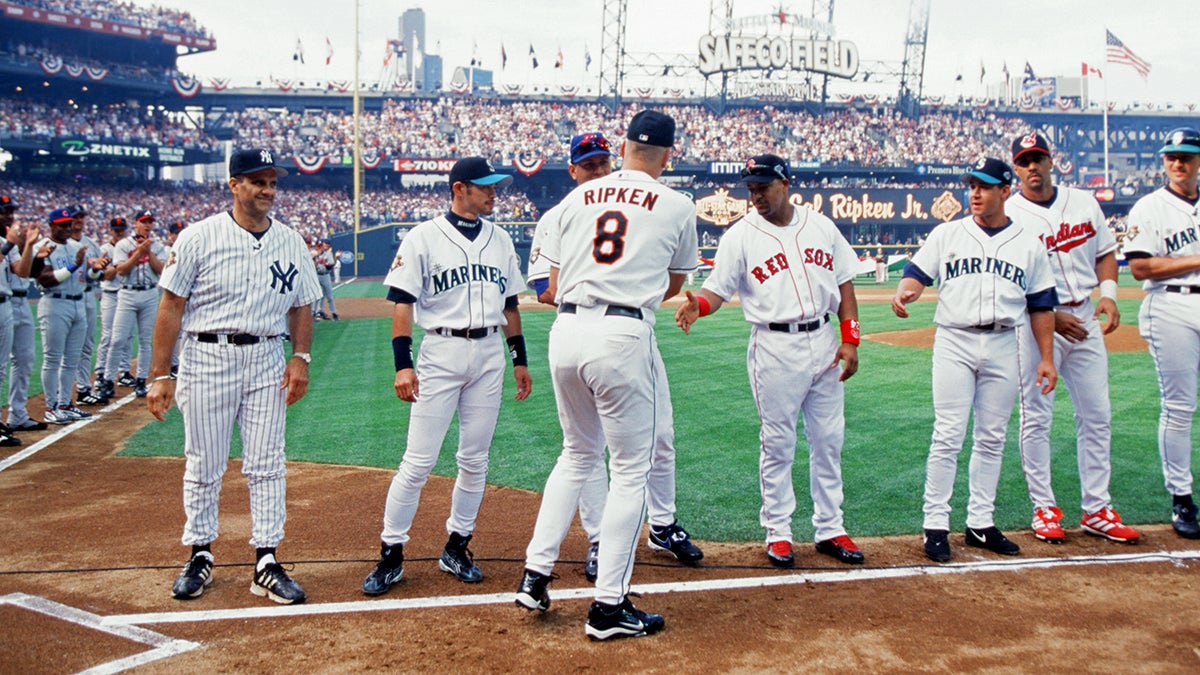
[292, 352, 312, 364]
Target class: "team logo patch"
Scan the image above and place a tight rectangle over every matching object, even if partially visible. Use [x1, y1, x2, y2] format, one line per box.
[1019, 132, 1038, 149]
[269, 260, 298, 294]
[391, 254, 404, 271]
[528, 247, 540, 264]
[166, 250, 177, 267]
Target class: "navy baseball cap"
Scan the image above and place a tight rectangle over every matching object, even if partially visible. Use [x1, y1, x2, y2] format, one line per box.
[68, 203, 87, 217]
[961, 157, 1013, 186]
[741, 154, 790, 184]
[230, 148, 289, 177]
[110, 217, 128, 229]
[0, 195, 16, 211]
[168, 221, 186, 234]
[1159, 127, 1200, 154]
[569, 132, 613, 164]
[135, 210, 155, 222]
[448, 157, 512, 187]
[1012, 131, 1052, 162]
[626, 110, 675, 147]
[48, 207, 74, 224]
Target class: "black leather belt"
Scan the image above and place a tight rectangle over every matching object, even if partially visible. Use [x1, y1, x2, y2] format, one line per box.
[103, 289, 119, 294]
[123, 285, 154, 291]
[195, 333, 277, 345]
[11, 290, 26, 297]
[49, 293, 83, 301]
[768, 315, 830, 333]
[1165, 285, 1200, 295]
[558, 303, 644, 320]
[0, 295, 7, 304]
[433, 326, 498, 339]
[965, 323, 1013, 332]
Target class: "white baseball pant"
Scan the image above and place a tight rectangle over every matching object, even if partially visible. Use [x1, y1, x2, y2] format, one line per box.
[1139, 292, 1200, 497]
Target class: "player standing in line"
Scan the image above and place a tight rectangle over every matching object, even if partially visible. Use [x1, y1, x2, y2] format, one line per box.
[34, 208, 100, 424]
[674, 154, 865, 568]
[1122, 127, 1200, 540]
[93, 218, 131, 401]
[1008, 132, 1140, 545]
[361, 157, 530, 595]
[68, 205, 110, 407]
[312, 240, 338, 321]
[105, 210, 167, 398]
[515, 111, 696, 641]
[4, 200, 48, 433]
[892, 158, 1058, 563]
[149, 148, 320, 604]
[524, 131, 703, 583]
[0, 196, 22, 446]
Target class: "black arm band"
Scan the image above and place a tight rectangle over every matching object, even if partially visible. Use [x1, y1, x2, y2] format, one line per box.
[506, 334, 528, 367]
[392, 336, 414, 371]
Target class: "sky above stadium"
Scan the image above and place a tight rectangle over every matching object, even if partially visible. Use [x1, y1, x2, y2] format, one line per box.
[143, 0, 1194, 106]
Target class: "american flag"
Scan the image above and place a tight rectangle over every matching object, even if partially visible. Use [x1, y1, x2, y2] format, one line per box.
[1105, 30, 1150, 78]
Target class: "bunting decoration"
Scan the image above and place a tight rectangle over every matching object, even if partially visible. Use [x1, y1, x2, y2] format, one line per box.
[209, 77, 230, 91]
[512, 156, 545, 177]
[170, 74, 201, 98]
[293, 155, 328, 174]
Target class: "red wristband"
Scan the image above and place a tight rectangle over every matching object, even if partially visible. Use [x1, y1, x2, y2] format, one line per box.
[697, 295, 711, 317]
[841, 318, 860, 346]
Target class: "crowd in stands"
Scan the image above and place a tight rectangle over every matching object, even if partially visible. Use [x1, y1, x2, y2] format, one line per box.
[8, 0, 210, 37]
[0, 99, 219, 152]
[0, 41, 180, 85]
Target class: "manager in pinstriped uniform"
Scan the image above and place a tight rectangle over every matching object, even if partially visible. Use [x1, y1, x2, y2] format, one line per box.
[148, 148, 322, 605]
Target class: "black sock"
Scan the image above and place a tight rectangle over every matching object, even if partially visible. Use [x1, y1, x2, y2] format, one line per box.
[1174, 494, 1194, 508]
[256, 547, 276, 562]
[191, 543, 211, 558]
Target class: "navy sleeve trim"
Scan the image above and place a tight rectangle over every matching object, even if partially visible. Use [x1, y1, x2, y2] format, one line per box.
[505, 294, 519, 309]
[901, 262, 934, 287]
[387, 287, 418, 304]
[1026, 287, 1059, 312]
[1121, 251, 1150, 260]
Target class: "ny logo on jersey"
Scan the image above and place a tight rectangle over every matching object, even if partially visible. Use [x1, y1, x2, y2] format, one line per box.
[269, 260, 298, 294]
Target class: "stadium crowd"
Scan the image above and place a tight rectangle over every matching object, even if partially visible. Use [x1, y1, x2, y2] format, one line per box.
[0, 99, 219, 152]
[7, 0, 210, 37]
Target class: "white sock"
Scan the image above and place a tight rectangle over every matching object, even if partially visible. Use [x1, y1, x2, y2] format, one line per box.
[256, 553, 276, 572]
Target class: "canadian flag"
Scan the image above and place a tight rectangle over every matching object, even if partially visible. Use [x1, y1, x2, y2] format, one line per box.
[1082, 61, 1103, 78]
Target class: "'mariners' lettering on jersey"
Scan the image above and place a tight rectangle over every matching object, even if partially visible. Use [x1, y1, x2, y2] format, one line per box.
[582, 186, 660, 211]
[1164, 227, 1198, 254]
[432, 264, 509, 295]
[943, 256, 1028, 289]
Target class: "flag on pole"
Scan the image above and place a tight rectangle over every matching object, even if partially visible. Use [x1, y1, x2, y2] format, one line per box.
[1082, 61, 1103, 78]
[1002, 61, 1009, 83]
[325, 37, 333, 66]
[1105, 29, 1150, 78]
[501, 43, 507, 69]
[293, 37, 305, 64]
[979, 60, 986, 83]
[529, 44, 539, 69]
[1023, 61, 1035, 81]
[585, 46, 592, 71]
[471, 40, 479, 67]
[555, 47, 563, 69]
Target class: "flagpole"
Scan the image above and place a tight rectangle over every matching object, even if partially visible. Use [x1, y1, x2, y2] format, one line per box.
[1103, 73, 1110, 186]
[352, 0, 361, 276]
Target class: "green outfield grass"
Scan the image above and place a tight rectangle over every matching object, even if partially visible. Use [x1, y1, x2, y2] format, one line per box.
[119, 280, 1191, 543]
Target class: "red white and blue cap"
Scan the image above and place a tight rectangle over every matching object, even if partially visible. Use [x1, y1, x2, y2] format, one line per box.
[48, 207, 74, 224]
[569, 132, 613, 164]
[1011, 131, 1051, 161]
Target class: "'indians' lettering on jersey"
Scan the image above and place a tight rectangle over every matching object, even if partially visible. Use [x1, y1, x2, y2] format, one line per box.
[1042, 220, 1096, 253]
[1164, 227, 1198, 254]
[431, 263, 509, 295]
[942, 255, 1028, 289]
[582, 186, 660, 211]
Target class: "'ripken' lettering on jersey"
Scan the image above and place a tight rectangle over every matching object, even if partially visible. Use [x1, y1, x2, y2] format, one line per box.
[750, 248, 834, 283]
[582, 186, 660, 211]
[943, 256, 1028, 289]
[1041, 221, 1097, 253]
[1165, 227, 1199, 254]
[431, 263, 509, 295]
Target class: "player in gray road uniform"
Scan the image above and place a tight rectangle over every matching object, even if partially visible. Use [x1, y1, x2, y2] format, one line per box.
[68, 205, 109, 406]
[105, 210, 166, 399]
[4, 197, 48, 433]
[312, 239, 338, 320]
[93, 217, 130, 402]
[0, 195, 23, 446]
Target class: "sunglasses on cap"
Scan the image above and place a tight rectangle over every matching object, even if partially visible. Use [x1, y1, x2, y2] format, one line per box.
[740, 164, 788, 180]
[576, 135, 610, 154]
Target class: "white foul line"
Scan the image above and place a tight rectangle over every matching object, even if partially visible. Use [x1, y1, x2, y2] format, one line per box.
[100, 548, 1200, 627]
[0, 393, 136, 473]
[0, 592, 199, 675]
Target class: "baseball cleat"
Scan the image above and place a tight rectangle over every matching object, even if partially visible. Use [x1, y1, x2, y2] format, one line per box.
[923, 529, 951, 563]
[964, 526, 1021, 556]
[362, 543, 404, 596]
[1172, 499, 1200, 540]
[58, 405, 93, 422]
[251, 562, 306, 604]
[0, 430, 20, 447]
[584, 542, 599, 582]
[96, 379, 116, 400]
[515, 569, 552, 612]
[439, 532, 483, 583]
[1031, 506, 1066, 544]
[815, 534, 865, 564]
[134, 378, 148, 398]
[172, 552, 213, 599]
[117, 372, 137, 387]
[585, 598, 664, 641]
[43, 408, 70, 425]
[12, 420, 48, 432]
[78, 391, 109, 406]
[648, 521, 704, 564]
[1081, 507, 1140, 544]
[766, 540, 795, 568]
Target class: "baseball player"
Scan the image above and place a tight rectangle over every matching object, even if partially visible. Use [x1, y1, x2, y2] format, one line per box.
[362, 156, 531, 596]
[93, 217, 131, 402]
[68, 205, 109, 406]
[1122, 127, 1200, 540]
[149, 148, 321, 604]
[1008, 132, 1140, 545]
[893, 157, 1058, 563]
[674, 153, 865, 568]
[105, 210, 167, 398]
[4, 203, 48, 433]
[0, 196, 22, 446]
[515, 110, 695, 641]
[524, 131, 703, 583]
[33, 208, 101, 424]
[312, 240, 338, 320]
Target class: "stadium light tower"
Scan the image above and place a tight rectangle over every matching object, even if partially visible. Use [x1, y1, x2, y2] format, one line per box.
[598, 0, 627, 112]
[896, 0, 930, 120]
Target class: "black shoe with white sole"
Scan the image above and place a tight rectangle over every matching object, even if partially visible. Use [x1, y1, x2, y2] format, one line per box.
[964, 526, 1021, 556]
[172, 553, 213, 599]
[585, 597, 665, 641]
[251, 562, 306, 604]
[515, 569, 552, 612]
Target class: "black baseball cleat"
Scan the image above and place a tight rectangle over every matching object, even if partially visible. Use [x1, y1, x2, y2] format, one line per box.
[332, 313, 340, 321]
[12, 420, 48, 432]
[251, 562, 306, 604]
[647, 521, 704, 564]
[584, 542, 599, 582]
[585, 597, 665, 641]
[96, 379, 116, 400]
[439, 532, 483, 583]
[1172, 499, 1200, 539]
[815, 534, 865, 564]
[515, 569, 552, 612]
[117, 372, 136, 387]
[134, 378, 148, 398]
[964, 526, 1021, 556]
[923, 529, 951, 563]
[172, 552, 214, 599]
[362, 543, 404, 596]
[78, 390, 109, 406]
[0, 429, 20, 447]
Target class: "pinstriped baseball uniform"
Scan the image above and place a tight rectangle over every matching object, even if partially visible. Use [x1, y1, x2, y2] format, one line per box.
[73, 233, 103, 395]
[159, 212, 321, 548]
[106, 235, 167, 382]
[5, 245, 36, 427]
[36, 235, 89, 411]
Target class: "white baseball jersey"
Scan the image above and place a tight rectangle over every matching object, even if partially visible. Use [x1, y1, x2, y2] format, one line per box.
[99, 241, 122, 292]
[159, 212, 322, 334]
[541, 169, 698, 310]
[702, 206, 858, 323]
[383, 215, 522, 330]
[525, 202, 561, 287]
[1123, 187, 1200, 290]
[1008, 187, 1116, 303]
[35, 237, 87, 295]
[909, 216, 1056, 328]
[112, 235, 168, 290]
[6, 245, 29, 294]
